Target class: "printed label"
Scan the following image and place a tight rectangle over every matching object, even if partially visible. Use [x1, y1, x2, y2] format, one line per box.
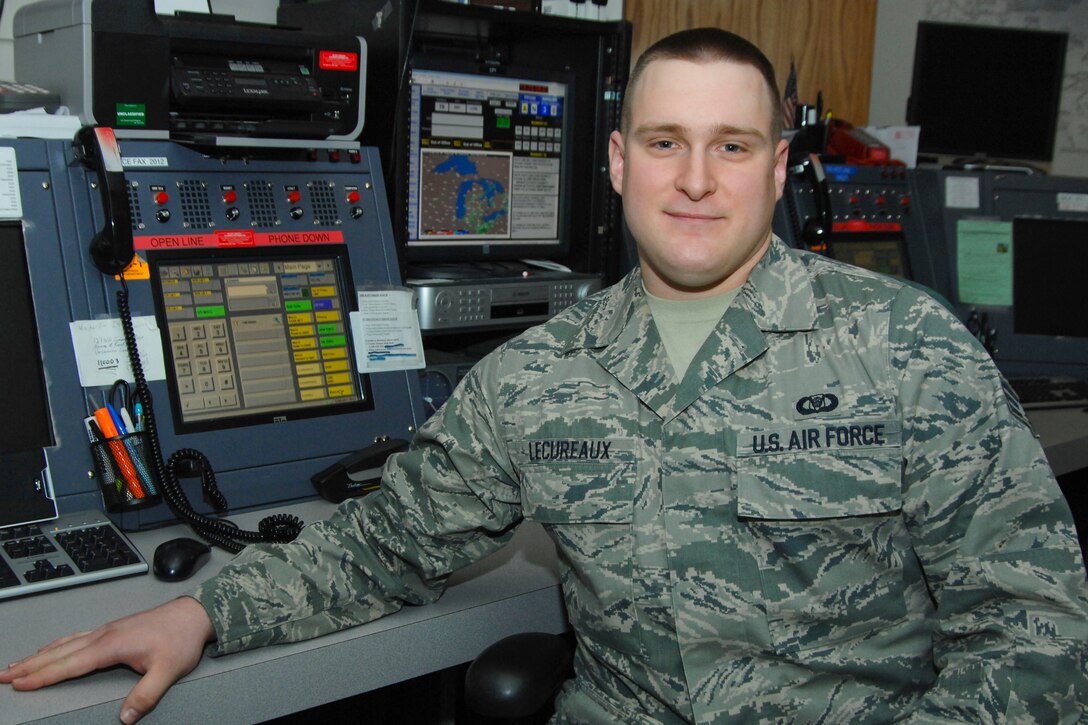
[115, 103, 147, 127]
[319, 51, 359, 72]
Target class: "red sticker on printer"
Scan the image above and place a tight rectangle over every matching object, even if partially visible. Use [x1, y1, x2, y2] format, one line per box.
[319, 51, 359, 72]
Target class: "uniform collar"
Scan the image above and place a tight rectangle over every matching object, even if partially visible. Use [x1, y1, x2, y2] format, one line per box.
[572, 236, 818, 353]
[736, 236, 820, 333]
[565, 237, 820, 420]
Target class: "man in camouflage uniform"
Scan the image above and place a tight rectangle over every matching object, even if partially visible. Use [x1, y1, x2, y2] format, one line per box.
[5, 28, 1087, 725]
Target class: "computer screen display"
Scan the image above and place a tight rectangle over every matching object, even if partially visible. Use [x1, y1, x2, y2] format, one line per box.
[826, 233, 912, 280]
[0, 223, 53, 454]
[907, 22, 1067, 162]
[403, 59, 575, 263]
[150, 246, 372, 432]
[1013, 217, 1088, 339]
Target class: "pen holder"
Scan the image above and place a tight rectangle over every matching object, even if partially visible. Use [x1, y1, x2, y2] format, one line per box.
[90, 431, 162, 512]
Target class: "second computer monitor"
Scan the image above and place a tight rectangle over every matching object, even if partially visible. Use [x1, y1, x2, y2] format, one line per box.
[403, 57, 576, 264]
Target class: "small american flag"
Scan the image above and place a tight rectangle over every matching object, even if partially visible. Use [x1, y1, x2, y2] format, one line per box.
[781, 60, 798, 131]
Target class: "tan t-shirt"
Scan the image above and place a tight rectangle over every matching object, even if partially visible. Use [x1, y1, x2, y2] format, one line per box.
[644, 285, 741, 381]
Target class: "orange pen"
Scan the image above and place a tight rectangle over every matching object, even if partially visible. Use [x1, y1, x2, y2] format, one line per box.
[93, 407, 146, 499]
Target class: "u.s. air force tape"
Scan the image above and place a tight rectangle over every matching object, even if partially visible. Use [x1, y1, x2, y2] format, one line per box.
[739, 420, 901, 457]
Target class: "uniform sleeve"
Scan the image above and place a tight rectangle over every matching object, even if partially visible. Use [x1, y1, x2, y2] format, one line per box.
[191, 357, 525, 655]
[891, 288, 1088, 723]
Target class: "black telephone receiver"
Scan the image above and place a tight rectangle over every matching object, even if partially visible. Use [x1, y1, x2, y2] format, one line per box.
[793, 152, 833, 250]
[74, 126, 135, 275]
[73, 125, 304, 551]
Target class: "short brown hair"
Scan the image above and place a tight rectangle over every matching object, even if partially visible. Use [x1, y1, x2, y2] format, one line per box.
[621, 28, 782, 141]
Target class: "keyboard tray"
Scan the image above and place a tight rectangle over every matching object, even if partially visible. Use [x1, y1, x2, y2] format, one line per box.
[1009, 376, 1088, 410]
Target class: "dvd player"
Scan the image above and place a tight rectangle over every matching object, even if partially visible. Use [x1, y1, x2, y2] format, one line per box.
[410, 272, 602, 332]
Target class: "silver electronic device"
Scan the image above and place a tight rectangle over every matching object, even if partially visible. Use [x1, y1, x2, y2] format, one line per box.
[411, 272, 602, 332]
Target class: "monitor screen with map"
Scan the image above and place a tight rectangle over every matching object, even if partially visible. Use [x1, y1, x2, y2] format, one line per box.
[403, 58, 575, 264]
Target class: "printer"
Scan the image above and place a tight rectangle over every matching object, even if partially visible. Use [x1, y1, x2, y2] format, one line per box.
[13, 0, 366, 147]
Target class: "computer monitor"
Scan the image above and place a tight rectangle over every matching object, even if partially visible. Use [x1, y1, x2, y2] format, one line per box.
[826, 233, 912, 280]
[402, 57, 576, 265]
[149, 246, 373, 433]
[1013, 217, 1088, 339]
[0, 223, 53, 455]
[907, 21, 1067, 163]
[0, 220, 58, 526]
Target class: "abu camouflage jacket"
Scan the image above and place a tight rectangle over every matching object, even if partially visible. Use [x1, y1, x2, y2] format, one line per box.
[194, 238, 1088, 724]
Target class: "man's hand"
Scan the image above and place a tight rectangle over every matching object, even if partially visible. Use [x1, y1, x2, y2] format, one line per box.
[0, 596, 215, 724]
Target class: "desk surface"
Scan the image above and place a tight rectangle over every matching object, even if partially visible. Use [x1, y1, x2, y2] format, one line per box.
[1029, 407, 1088, 477]
[0, 500, 566, 725]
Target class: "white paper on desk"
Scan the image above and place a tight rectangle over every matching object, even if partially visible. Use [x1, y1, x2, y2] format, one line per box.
[0, 109, 81, 140]
[0, 146, 22, 219]
[69, 316, 166, 387]
[865, 125, 920, 168]
[351, 288, 426, 373]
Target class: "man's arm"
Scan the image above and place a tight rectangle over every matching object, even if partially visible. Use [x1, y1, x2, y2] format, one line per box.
[891, 288, 1088, 722]
[194, 360, 524, 654]
[2, 350, 524, 721]
[0, 596, 214, 724]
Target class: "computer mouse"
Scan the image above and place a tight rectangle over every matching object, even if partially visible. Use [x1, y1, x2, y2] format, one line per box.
[153, 537, 211, 582]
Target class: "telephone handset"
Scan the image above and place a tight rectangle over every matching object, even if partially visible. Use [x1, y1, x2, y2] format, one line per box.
[787, 152, 832, 251]
[73, 125, 302, 552]
[74, 126, 135, 276]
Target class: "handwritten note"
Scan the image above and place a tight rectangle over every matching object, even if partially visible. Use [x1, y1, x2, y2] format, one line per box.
[69, 316, 166, 387]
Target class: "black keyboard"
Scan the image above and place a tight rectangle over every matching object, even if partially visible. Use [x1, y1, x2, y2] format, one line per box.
[1009, 376, 1088, 410]
[0, 510, 147, 600]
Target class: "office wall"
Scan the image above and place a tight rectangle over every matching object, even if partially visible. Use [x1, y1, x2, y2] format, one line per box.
[625, 0, 878, 129]
[870, 0, 1088, 178]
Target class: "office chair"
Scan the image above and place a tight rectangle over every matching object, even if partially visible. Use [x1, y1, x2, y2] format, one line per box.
[463, 631, 575, 723]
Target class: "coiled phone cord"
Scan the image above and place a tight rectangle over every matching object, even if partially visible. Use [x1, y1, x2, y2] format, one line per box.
[115, 276, 303, 554]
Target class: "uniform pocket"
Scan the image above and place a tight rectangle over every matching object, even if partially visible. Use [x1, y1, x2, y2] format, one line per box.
[736, 418, 902, 519]
[737, 438, 911, 656]
[518, 448, 641, 659]
[521, 459, 635, 524]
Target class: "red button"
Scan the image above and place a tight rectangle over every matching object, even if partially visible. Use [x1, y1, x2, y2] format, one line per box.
[154, 191, 169, 205]
[347, 190, 361, 204]
[222, 190, 237, 204]
[287, 190, 301, 204]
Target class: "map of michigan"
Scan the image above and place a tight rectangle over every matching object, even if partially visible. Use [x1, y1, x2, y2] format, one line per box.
[419, 151, 511, 236]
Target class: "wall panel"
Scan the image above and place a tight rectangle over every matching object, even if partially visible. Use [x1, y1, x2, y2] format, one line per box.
[625, 0, 877, 127]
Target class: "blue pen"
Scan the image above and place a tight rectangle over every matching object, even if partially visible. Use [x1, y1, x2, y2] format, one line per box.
[133, 401, 144, 432]
[106, 403, 128, 435]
